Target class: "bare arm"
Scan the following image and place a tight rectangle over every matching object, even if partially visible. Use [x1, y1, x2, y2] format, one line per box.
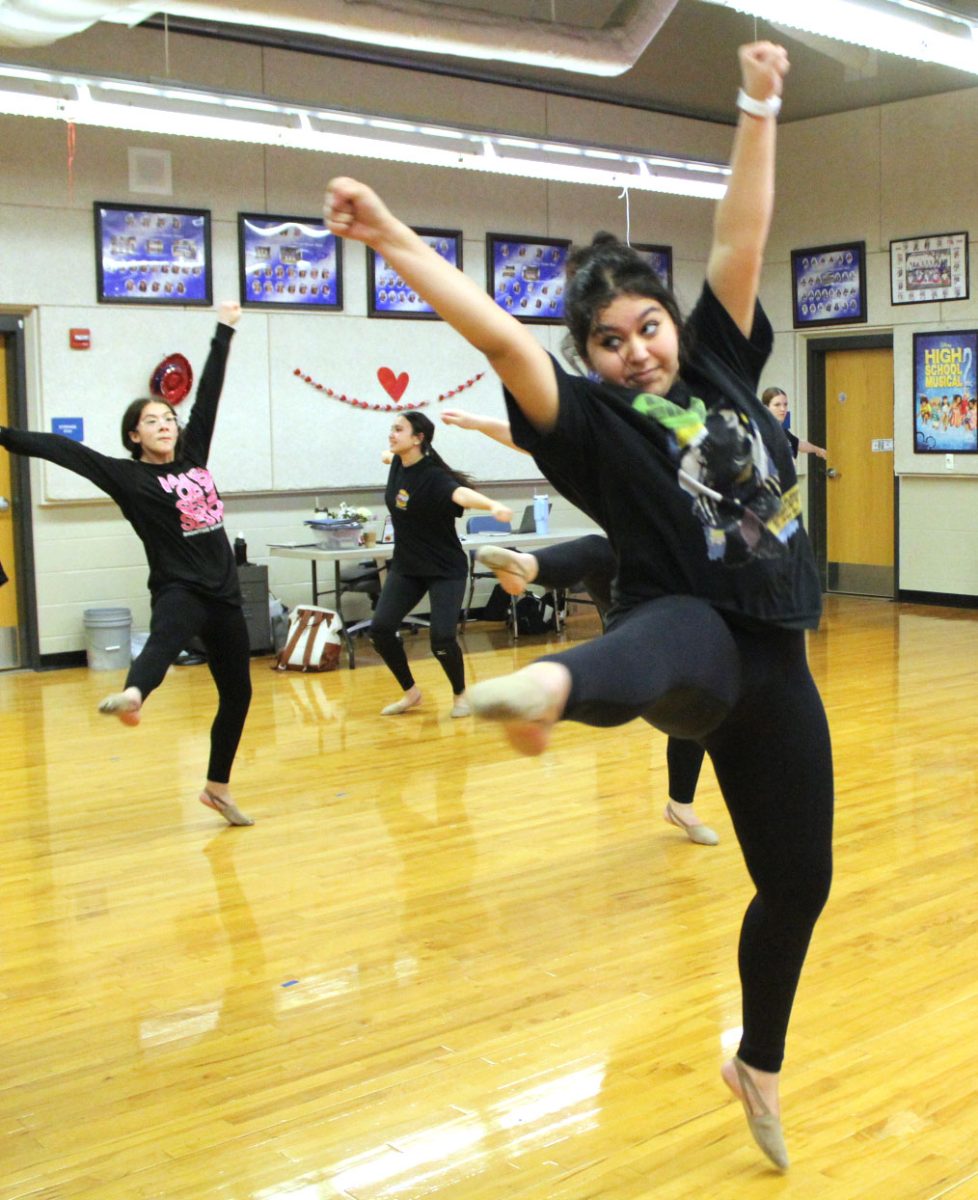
[706, 42, 789, 336]
[325, 179, 558, 432]
[451, 488, 513, 523]
[797, 438, 827, 459]
[441, 408, 527, 455]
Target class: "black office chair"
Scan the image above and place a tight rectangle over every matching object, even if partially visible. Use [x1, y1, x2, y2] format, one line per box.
[464, 514, 521, 631]
[342, 559, 427, 638]
[554, 581, 605, 633]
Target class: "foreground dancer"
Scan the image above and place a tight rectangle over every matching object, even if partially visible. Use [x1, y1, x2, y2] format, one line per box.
[441, 406, 715, 846]
[326, 40, 832, 1171]
[0, 302, 253, 827]
[372, 410, 511, 718]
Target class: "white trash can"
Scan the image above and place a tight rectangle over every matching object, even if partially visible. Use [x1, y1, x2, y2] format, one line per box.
[83, 608, 132, 671]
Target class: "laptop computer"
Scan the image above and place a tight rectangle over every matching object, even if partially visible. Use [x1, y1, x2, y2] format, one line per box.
[516, 501, 551, 533]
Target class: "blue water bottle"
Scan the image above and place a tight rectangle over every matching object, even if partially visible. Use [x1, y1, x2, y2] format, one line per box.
[533, 493, 549, 534]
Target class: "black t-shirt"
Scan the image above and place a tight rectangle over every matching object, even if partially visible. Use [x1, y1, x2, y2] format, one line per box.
[385, 455, 467, 578]
[0, 323, 240, 604]
[505, 282, 822, 630]
[785, 429, 800, 459]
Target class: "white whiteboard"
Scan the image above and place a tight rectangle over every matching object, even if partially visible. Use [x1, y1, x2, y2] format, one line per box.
[38, 306, 550, 500]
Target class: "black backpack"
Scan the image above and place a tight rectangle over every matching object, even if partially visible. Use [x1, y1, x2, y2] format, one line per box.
[509, 591, 558, 634]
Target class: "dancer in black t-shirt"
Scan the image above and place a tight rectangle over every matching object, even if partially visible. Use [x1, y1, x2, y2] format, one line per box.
[441, 406, 716, 846]
[372, 410, 511, 718]
[761, 387, 827, 460]
[0, 302, 253, 827]
[326, 42, 831, 1171]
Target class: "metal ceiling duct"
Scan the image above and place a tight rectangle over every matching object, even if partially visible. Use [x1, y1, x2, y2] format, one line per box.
[0, 0, 681, 76]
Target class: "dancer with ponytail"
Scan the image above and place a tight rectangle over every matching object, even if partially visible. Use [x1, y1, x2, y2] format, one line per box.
[326, 40, 832, 1170]
[372, 410, 511, 717]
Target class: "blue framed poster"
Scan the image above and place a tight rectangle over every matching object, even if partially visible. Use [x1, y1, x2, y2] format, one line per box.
[913, 329, 978, 454]
[238, 213, 342, 310]
[94, 202, 211, 305]
[487, 233, 570, 324]
[633, 242, 673, 291]
[368, 228, 461, 319]
[791, 241, 866, 329]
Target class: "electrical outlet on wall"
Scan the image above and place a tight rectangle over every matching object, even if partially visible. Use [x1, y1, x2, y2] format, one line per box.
[945, 453, 955, 470]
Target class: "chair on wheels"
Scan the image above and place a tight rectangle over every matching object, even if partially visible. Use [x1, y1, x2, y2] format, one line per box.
[464, 514, 520, 631]
[554, 581, 605, 633]
[342, 558, 428, 638]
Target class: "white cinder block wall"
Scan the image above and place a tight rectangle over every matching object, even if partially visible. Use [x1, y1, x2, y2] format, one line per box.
[1, 24, 977, 656]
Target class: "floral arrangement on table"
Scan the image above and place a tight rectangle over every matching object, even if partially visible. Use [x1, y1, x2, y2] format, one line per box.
[314, 502, 375, 523]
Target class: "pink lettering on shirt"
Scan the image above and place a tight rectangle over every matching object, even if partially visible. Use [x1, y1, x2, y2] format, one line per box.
[158, 467, 225, 534]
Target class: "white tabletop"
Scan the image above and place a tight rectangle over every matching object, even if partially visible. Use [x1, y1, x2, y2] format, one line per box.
[268, 526, 599, 564]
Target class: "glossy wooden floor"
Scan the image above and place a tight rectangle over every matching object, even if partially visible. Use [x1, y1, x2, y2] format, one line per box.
[3, 595, 978, 1199]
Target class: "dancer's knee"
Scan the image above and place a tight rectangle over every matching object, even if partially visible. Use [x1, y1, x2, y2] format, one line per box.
[643, 685, 733, 740]
[370, 624, 400, 655]
[430, 633, 459, 659]
[764, 858, 833, 928]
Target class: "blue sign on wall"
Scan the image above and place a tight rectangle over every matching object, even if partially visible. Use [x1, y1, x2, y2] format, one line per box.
[52, 418, 84, 441]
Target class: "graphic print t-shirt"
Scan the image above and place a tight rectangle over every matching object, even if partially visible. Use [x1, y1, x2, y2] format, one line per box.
[0, 324, 240, 603]
[505, 282, 822, 630]
[385, 455, 467, 578]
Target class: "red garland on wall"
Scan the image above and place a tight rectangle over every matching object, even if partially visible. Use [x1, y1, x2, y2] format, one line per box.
[293, 367, 486, 412]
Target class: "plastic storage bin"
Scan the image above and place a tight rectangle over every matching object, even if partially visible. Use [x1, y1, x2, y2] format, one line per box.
[83, 607, 132, 671]
[304, 518, 362, 549]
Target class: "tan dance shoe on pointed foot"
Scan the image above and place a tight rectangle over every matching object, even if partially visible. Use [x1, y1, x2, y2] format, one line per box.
[466, 672, 556, 756]
[199, 789, 254, 827]
[98, 691, 142, 726]
[474, 545, 534, 596]
[729, 1056, 789, 1171]
[663, 800, 719, 846]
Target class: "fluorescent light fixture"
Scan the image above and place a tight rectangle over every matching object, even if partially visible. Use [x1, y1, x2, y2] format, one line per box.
[700, 0, 978, 73]
[0, 61, 729, 199]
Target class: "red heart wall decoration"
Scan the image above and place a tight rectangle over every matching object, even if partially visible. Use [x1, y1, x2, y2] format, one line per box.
[377, 367, 410, 401]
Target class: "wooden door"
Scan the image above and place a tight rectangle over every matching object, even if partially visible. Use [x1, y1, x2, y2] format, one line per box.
[0, 337, 19, 667]
[824, 346, 895, 596]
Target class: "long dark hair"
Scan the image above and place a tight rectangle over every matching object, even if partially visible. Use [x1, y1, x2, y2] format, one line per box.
[120, 397, 184, 460]
[562, 232, 691, 375]
[400, 410, 473, 487]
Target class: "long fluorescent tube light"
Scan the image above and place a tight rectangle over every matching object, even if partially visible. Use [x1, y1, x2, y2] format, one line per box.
[700, 0, 978, 73]
[0, 62, 729, 199]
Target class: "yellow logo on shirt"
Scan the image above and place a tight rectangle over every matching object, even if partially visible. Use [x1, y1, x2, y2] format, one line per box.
[395, 488, 410, 509]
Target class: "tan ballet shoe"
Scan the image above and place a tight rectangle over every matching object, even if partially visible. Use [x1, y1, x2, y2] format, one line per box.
[199, 789, 254, 827]
[98, 691, 142, 726]
[664, 800, 719, 846]
[728, 1056, 789, 1171]
[474, 546, 534, 596]
[466, 672, 556, 756]
[381, 691, 422, 716]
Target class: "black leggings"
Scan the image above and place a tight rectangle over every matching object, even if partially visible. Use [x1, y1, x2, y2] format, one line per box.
[533, 536, 707, 807]
[541, 596, 833, 1072]
[125, 586, 253, 784]
[370, 568, 467, 694]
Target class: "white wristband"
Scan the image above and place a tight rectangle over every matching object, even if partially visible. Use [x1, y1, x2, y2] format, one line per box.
[736, 88, 781, 119]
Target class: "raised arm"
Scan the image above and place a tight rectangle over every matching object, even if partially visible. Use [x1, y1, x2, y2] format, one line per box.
[706, 41, 789, 336]
[182, 300, 240, 461]
[441, 408, 526, 455]
[325, 180, 559, 432]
